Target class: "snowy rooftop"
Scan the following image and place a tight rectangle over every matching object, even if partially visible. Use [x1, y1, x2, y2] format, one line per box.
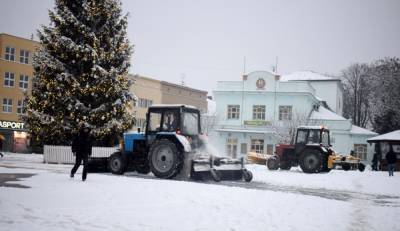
[150, 104, 197, 109]
[309, 106, 347, 121]
[280, 71, 339, 82]
[350, 125, 377, 136]
[367, 130, 400, 142]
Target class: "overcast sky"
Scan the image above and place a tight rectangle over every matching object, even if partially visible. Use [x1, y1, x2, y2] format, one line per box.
[1, 0, 399, 94]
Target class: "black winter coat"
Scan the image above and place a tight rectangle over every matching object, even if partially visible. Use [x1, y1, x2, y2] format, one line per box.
[386, 150, 397, 164]
[71, 129, 93, 156]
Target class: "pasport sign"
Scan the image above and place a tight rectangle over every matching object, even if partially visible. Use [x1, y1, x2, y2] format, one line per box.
[0, 120, 25, 130]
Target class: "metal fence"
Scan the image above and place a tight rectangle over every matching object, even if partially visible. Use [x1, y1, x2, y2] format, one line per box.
[43, 145, 118, 164]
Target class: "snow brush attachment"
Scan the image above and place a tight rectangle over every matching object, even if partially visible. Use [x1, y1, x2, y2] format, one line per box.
[190, 156, 253, 182]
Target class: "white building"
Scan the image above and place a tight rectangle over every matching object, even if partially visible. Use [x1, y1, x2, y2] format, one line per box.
[210, 70, 377, 164]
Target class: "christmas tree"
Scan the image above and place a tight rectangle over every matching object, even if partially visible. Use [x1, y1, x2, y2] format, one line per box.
[25, 0, 134, 146]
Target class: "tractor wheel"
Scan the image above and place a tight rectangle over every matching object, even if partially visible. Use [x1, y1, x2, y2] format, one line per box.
[279, 161, 292, 171]
[210, 169, 221, 182]
[148, 139, 183, 179]
[299, 150, 323, 173]
[342, 163, 351, 171]
[108, 152, 126, 175]
[267, 158, 279, 170]
[134, 157, 151, 174]
[358, 163, 366, 172]
[243, 169, 253, 182]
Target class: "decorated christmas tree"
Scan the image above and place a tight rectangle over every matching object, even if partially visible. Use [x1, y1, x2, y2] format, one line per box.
[25, 0, 134, 146]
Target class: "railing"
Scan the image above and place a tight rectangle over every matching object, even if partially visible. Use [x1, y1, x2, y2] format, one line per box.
[43, 145, 118, 164]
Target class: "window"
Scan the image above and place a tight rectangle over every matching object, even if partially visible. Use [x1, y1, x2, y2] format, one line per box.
[253, 105, 265, 120]
[354, 144, 367, 160]
[296, 130, 307, 144]
[162, 111, 178, 132]
[227, 105, 240, 119]
[4, 72, 15, 87]
[251, 139, 264, 154]
[148, 112, 162, 132]
[2, 98, 13, 113]
[240, 143, 247, 154]
[19, 75, 29, 89]
[17, 100, 26, 114]
[182, 112, 199, 135]
[137, 98, 153, 108]
[279, 105, 292, 120]
[226, 138, 238, 158]
[308, 130, 320, 144]
[267, 144, 273, 154]
[5, 46, 15, 61]
[20, 50, 30, 64]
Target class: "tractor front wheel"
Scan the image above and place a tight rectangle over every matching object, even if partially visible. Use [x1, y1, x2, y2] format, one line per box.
[267, 157, 279, 170]
[149, 139, 183, 179]
[108, 152, 126, 175]
[299, 150, 323, 173]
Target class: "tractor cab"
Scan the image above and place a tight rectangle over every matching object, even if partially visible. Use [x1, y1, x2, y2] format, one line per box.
[145, 104, 201, 146]
[294, 126, 331, 155]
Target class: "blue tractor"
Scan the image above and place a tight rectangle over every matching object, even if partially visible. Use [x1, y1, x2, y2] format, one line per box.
[108, 104, 253, 182]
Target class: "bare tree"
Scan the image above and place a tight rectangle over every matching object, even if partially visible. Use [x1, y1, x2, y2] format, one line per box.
[370, 57, 400, 133]
[272, 110, 315, 144]
[341, 63, 373, 128]
[201, 112, 218, 135]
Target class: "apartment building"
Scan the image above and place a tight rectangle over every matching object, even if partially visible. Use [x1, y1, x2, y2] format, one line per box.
[130, 75, 208, 130]
[0, 33, 39, 152]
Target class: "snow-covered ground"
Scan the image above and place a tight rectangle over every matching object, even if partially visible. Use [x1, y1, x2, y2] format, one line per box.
[1, 153, 399, 231]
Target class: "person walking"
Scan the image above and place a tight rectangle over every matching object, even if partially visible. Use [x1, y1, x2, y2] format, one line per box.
[386, 146, 397, 177]
[70, 124, 93, 181]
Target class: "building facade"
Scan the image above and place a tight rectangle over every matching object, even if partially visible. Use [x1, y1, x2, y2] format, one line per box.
[0, 33, 39, 152]
[130, 75, 208, 131]
[210, 70, 376, 164]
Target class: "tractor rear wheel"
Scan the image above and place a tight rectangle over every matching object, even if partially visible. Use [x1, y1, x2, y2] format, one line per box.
[267, 157, 279, 170]
[299, 150, 323, 173]
[148, 139, 183, 179]
[108, 152, 127, 175]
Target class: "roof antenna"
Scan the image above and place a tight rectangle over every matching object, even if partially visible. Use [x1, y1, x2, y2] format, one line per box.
[180, 73, 186, 86]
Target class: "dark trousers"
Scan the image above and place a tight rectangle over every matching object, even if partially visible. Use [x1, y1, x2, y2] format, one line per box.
[71, 153, 89, 180]
[388, 163, 396, 176]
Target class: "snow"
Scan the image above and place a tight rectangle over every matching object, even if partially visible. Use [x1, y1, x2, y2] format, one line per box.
[1, 153, 399, 231]
[280, 70, 339, 82]
[351, 125, 378, 135]
[310, 106, 347, 121]
[368, 130, 400, 142]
